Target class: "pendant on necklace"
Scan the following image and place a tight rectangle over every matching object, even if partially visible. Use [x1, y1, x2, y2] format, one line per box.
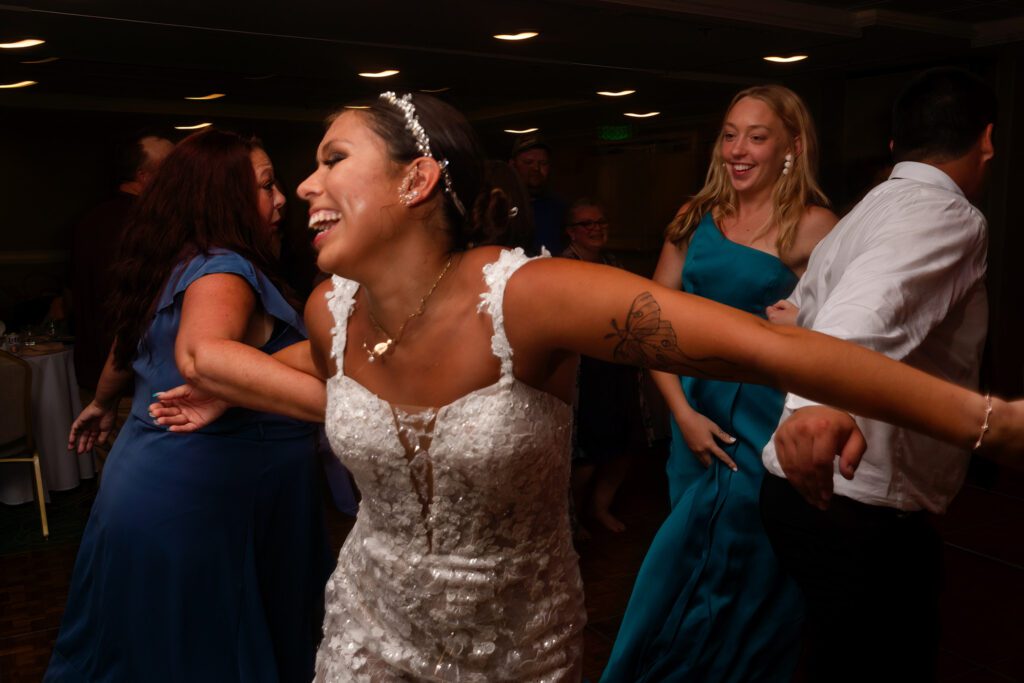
[364, 338, 393, 363]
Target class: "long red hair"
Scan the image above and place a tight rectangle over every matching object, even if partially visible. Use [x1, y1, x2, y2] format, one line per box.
[109, 128, 288, 369]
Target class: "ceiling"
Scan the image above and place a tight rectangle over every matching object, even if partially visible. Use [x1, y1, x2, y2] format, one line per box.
[2, 0, 1022, 143]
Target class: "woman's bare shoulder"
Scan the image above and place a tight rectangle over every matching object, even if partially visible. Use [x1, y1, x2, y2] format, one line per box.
[799, 205, 839, 239]
[782, 206, 838, 274]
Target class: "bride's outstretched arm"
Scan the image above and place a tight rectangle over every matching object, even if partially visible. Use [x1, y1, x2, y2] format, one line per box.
[167, 274, 327, 423]
[505, 258, 1024, 459]
[153, 338, 326, 431]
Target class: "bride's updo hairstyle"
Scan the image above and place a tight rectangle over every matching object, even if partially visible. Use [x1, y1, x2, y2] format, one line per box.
[470, 160, 534, 251]
[341, 93, 488, 251]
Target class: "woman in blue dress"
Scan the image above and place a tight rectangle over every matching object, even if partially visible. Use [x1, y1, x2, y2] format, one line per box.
[47, 129, 330, 682]
[602, 85, 838, 682]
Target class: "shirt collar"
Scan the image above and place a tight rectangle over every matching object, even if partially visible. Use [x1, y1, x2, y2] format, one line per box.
[888, 161, 965, 198]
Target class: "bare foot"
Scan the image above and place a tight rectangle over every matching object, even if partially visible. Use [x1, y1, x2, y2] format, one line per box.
[592, 509, 626, 533]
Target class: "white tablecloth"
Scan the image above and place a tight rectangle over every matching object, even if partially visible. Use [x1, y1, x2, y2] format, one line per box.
[0, 347, 95, 505]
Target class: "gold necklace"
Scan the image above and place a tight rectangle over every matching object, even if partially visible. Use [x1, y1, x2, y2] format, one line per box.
[362, 255, 454, 363]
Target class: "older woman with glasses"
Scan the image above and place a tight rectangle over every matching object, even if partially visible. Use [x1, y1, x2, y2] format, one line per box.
[561, 199, 651, 535]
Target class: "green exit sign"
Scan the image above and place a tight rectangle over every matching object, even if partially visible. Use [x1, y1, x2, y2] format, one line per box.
[598, 125, 633, 141]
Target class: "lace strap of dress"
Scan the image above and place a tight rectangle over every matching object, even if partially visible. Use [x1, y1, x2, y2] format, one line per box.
[324, 275, 360, 373]
[477, 248, 539, 387]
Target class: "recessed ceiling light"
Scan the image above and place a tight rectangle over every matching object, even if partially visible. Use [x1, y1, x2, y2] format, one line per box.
[504, 127, 539, 134]
[764, 55, 808, 63]
[0, 39, 44, 49]
[175, 122, 213, 130]
[597, 90, 636, 97]
[345, 105, 370, 110]
[185, 93, 225, 101]
[21, 56, 59, 64]
[0, 80, 37, 89]
[494, 32, 538, 41]
[358, 69, 399, 78]
[624, 111, 660, 118]
[420, 87, 451, 93]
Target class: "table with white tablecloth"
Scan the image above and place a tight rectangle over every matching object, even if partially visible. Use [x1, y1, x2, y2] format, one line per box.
[0, 347, 95, 505]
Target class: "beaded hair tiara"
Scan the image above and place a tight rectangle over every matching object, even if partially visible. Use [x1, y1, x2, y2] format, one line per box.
[378, 91, 466, 216]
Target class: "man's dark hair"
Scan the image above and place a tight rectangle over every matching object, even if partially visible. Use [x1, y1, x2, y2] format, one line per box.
[891, 67, 997, 163]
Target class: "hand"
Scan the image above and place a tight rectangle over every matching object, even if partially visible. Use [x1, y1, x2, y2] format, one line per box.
[68, 400, 117, 454]
[773, 405, 866, 510]
[148, 384, 230, 433]
[766, 299, 799, 326]
[676, 409, 738, 471]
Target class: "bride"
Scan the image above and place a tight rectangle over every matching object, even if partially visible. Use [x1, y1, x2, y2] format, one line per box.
[150, 92, 1024, 681]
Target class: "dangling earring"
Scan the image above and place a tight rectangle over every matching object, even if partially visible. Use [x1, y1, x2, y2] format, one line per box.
[398, 171, 419, 205]
[782, 153, 793, 176]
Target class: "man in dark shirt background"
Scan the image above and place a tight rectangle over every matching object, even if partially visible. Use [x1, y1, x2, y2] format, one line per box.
[509, 135, 567, 255]
[71, 132, 174, 393]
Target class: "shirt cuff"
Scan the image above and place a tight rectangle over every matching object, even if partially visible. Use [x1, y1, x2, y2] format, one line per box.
[784, 393, 824, 412]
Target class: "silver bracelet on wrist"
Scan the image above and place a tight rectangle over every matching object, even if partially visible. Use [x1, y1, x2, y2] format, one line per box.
[973, 393, 993, 450]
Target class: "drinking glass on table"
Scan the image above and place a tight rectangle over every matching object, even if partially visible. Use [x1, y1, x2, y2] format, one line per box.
[4, 332, 23, 353]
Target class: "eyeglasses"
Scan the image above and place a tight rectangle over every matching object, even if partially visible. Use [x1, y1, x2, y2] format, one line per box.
[569, 219, 608, 229]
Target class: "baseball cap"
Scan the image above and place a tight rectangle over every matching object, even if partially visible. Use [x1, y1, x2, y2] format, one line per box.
[510, 134, 551, 158]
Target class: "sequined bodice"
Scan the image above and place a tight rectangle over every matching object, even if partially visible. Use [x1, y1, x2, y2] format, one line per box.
[315, 249, 585, 682]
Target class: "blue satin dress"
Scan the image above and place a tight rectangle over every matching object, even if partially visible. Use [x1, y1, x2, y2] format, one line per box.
[47, 251, 330, 683]
[602, 214, 803, 682]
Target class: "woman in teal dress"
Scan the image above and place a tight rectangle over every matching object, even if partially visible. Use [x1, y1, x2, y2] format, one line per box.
[47, 130, 330, 682]
[602, 85, 838, 682]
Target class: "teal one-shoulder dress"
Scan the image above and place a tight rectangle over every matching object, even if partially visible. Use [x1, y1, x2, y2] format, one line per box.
[602, 214, 803, 682]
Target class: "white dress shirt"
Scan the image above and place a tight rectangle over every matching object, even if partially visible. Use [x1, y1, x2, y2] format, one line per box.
[762, 161, 988, 513]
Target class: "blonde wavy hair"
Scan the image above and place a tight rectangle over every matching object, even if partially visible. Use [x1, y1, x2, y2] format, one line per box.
[667, 85, 830, 254]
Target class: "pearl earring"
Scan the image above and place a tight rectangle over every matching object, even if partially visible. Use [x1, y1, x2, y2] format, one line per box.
[782, 153, 793, 176]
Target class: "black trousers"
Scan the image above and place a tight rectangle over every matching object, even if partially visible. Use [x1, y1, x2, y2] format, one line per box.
[760, 474, 943, 683]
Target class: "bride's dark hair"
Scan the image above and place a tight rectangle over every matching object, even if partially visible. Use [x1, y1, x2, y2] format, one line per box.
[108, 128, 288, 370]
[470, 160, 535, 252]
[335, 94, 489, 251]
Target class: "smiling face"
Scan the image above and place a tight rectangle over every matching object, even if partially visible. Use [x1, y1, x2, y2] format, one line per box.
[298, 111, 406, 275]
[250, 147, 285, 233]
[566, 204, 609, 253]
[720, 96, 792, 197]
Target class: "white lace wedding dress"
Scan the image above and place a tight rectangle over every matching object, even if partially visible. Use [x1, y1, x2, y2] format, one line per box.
[315, 249, 585, 682]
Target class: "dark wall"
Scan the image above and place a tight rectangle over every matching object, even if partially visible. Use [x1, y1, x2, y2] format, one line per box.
[984, 45, 1024, 397]
[0, 108, 326, 317]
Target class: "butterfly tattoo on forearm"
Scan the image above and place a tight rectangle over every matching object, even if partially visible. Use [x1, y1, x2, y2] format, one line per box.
[606, 292, 736, 376]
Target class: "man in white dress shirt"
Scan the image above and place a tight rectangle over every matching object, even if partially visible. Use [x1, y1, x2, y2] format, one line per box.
[759, 68, 997, 682]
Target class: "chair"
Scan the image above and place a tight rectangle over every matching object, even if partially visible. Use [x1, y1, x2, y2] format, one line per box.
[0, 349, 49, 537]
